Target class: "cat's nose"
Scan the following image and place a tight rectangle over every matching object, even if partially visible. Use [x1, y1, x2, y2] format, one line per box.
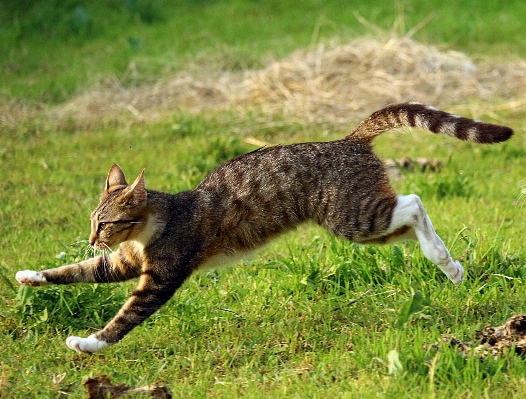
[89, 234, 97, 247]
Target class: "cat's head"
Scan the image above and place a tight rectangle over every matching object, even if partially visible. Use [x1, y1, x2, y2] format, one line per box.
[89, 164, 147, 250]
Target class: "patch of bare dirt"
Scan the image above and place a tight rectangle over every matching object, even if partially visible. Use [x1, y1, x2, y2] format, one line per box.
[441, 315, 526, 359]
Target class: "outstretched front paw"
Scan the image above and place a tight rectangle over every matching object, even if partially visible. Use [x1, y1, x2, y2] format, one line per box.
[15, 270, 50, 286]
[66, 334, 109, 353]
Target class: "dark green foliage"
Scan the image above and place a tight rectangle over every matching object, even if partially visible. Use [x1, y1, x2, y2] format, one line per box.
[0, 0, 166, 41]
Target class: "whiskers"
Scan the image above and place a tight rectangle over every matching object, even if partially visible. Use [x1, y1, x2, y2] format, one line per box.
[73, 240, 97, 259]
[71, 240, 118, 283]
[101, 242, 114, 253]
[82, 241, 108, 258]
[84, 242, 117, 283]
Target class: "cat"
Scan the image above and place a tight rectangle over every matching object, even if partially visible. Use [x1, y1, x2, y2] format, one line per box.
[15, 102, 513, 353]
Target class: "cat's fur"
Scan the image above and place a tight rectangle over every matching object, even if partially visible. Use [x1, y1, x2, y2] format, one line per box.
[16, 102, 513, 353]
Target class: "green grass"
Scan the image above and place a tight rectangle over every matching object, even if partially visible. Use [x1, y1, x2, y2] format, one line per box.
[2, 0, 526, 103]
[2, 112, 525, 398]
[1, 1, 526, 398]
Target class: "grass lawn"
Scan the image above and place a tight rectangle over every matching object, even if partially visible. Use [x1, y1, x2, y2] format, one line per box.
[1, 1, 526, 397]
[2, 0, 526, 103]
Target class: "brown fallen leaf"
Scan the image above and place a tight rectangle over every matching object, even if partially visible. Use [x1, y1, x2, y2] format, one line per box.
[84, 375, 172, 399]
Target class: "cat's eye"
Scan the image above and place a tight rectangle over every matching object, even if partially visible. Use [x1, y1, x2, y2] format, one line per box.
[98, 220, 136, 231]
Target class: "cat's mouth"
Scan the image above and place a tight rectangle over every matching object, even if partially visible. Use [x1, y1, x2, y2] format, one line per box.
[89, 232, 116, 251]
[91, 241, 114, 252]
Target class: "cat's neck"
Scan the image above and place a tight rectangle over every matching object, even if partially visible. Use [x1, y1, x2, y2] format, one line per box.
[131, 213, 165, 251]
[131, 189, 200, 250]
[128, 190, 170, 250]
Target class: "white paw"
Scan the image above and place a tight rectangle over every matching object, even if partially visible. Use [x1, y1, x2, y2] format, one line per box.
[15, 270, 50, 286]
[444, 260, 464, 285]
[66, 334, 109, 353]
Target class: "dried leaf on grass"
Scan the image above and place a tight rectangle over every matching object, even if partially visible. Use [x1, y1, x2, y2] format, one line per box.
[84, 375, 172, 399]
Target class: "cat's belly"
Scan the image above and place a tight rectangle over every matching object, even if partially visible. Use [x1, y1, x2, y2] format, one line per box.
[198, 250, 258, 270]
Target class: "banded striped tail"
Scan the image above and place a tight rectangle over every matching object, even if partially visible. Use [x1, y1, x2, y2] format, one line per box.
[348, 102, 513, 144]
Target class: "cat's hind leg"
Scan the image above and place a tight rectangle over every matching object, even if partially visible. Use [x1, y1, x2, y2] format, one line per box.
[385, 194, 464, 284]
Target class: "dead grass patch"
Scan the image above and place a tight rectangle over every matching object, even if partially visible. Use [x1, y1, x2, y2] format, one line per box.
[3, 35, 526, 132]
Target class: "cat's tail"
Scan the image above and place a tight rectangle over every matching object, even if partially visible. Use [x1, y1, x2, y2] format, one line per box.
[347, 102, 513, 144]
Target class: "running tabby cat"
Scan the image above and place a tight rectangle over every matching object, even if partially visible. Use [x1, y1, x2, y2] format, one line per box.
[16, 103, 513, 353]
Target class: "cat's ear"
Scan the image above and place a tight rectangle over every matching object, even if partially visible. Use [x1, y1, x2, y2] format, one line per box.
[105, 164, 128, 191]
[119, 169, 147, 206]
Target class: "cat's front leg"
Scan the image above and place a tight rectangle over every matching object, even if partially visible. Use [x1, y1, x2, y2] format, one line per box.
[16, 258, 107, 286]
[16, 250, 141, 286]
[66, 264, 190, 353]
[15, 270, 51, 286]
[66, 334, 110, 353]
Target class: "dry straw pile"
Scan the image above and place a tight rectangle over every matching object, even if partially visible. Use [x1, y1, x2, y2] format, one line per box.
[3, 35, 526, 131]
